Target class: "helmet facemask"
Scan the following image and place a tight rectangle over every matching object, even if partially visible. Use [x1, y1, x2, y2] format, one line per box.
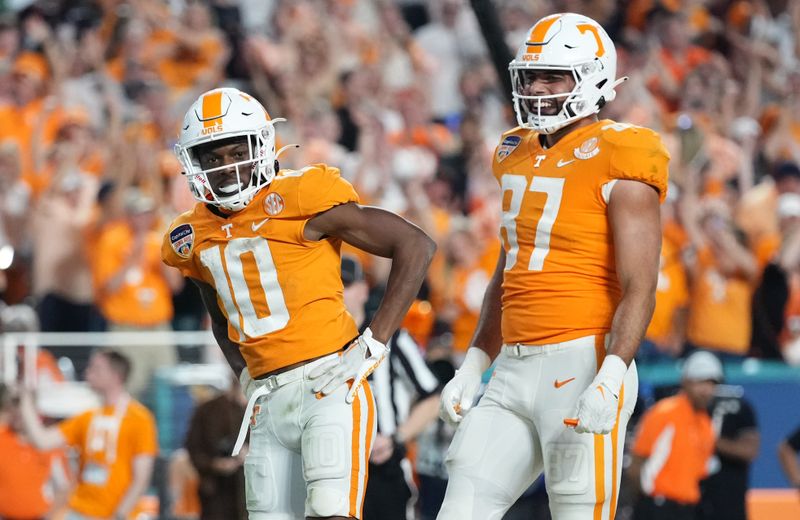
[510, 60, 616, 135]
[176, 123, 278, 212]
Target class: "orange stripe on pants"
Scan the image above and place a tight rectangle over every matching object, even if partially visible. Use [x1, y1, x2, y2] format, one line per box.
[593, 432, 606, 520]
[347, 383, 375, 519]
[609, 384, 625, 520]
[361, 382, 376, 518]
[349, 388, 361, 517]
[593, 335, 608, 520]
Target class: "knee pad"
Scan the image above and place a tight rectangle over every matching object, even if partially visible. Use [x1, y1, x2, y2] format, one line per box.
[306, 486, 347, 517]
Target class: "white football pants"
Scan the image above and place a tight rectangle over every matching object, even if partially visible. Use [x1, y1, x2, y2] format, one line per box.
[438, 335, 638, 520]
[244, 353, 376, 520]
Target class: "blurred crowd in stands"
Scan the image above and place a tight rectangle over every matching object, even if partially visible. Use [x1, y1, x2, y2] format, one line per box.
[1, 0, 800, 517]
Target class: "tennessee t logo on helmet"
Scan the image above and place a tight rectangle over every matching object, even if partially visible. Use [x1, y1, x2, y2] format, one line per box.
[509, 13, 626, 135]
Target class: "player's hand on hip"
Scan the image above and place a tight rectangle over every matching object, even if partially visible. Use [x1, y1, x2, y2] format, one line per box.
[574, 355, 627, 434]
[439, 347, 491, 426]
[309, 328, 387, 404]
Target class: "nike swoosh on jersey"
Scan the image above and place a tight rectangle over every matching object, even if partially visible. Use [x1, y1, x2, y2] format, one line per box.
[251, 218, 270, 231]
[554, 377, 576, 388]
[556, 158, 575, 167]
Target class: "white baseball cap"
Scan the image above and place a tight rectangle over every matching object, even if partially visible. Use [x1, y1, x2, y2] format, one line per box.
[778, 193, 800, 219]
[682, 351, 723, 382]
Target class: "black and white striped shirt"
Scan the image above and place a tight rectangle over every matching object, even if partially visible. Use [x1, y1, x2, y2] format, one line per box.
[369, 329, 440, 436]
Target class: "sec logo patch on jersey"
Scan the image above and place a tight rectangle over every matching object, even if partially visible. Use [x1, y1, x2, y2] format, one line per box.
[170, 224, 195, 258]
[497, 135, 522, 162]
[264, 192, 285, 216]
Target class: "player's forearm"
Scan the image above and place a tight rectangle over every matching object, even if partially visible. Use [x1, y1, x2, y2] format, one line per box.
[367, 230, 436, 343]
[468, 251, 505, 361]
[608, 181, 660, 366]
[195, 278, 248, 375]
[211, 320, 247, 375]
[607, 285, 656, 366]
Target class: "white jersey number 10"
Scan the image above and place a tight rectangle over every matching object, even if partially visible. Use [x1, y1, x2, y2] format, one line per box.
[200, 237, 290, 341]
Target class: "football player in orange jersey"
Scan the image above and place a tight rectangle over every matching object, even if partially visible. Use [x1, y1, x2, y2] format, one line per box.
[436, 13, 669, 520]
[162, 87, 435, 520]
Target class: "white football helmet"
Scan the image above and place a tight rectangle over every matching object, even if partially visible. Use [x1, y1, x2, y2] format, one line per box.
[509, 13, 625, 134]
[175, 88, 290, 211]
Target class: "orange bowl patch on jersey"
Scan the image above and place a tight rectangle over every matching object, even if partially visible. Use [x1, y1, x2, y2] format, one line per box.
[574, 137, 600, 159]
[169, 224, 195, 259]
[497, 135, 522, 163]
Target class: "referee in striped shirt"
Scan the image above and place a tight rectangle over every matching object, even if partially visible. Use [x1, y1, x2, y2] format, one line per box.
[341, 256, 441, 520]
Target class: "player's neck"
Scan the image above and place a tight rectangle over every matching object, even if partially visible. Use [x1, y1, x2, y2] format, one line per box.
[206, 203, 234, 219]
[541, 115, 599, 149]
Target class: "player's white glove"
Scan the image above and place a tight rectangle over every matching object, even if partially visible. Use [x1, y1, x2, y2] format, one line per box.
[573, 355, 627, 434]
[309, 328, 388, 404]
[239, 368, 256, 399]
[439, 347, 491, 426]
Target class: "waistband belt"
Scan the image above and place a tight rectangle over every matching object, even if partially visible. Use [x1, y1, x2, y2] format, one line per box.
[232, 352, 339, 456]
[501, 335, 603, 358]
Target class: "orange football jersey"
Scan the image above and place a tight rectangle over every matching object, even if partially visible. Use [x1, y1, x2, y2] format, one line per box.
[162, 164, 360, 376]
[492, 120, 669, 345]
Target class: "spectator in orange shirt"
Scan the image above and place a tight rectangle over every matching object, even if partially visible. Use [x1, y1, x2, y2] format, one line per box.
[683, 200, 759, 359]
[93, 188, 182, 395]
[628, 351, 721, 520]
[18, 349, 157, 520]
[0, 383, 70, 520]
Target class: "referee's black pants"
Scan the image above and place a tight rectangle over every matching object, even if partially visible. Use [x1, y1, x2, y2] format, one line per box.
[634, 494, 697, 520]
[362, 450, 412, 520]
